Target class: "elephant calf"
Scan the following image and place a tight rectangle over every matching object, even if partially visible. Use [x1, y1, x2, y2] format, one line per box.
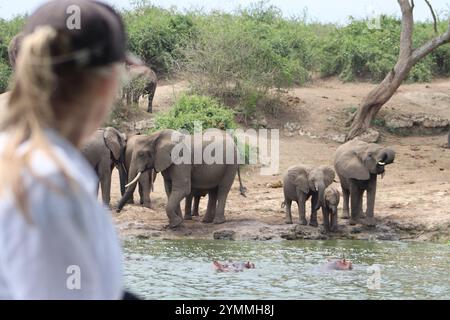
[322, 186, 340, 232]
[334, 140, 395, 226]
[282, 165, 335, 226]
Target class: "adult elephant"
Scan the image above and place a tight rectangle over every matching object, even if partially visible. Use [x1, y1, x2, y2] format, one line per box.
[123, 64, 157, 113]
[117, 129, 241, 228]
[282, 165, 335, 226]
[124, 134, 157, 208]
[82, 127, 128, 206]
[334, 140, 395, 226]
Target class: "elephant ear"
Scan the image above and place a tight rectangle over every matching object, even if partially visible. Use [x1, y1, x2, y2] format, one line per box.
[287, 167, 309, 194]
[322, 166, 336, 187]
[335, 151, 370, 180]
[154, 130, 186, 173]
[103, 128, 121, 161]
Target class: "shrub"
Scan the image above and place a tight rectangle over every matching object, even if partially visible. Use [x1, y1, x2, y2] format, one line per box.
[154, 94, 237, 133]
[181, 3, 315, 118]
[123, 3, 198, 74]
[320, 16, 439, 83]
[0, 62, 11, 93]
[154, 94, 257, 164]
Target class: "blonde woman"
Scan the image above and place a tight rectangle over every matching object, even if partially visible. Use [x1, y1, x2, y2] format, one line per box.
[0, 0, 139, 299]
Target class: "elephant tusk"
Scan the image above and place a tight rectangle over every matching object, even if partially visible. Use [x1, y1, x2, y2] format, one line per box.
[125, 172, 142, 188]
[378, 161, 386, 166]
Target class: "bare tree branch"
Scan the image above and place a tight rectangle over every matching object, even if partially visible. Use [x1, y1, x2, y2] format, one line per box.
[424, 0, 438, 33]
[346, 0, 450, 140]
[398, 0, 414, 60]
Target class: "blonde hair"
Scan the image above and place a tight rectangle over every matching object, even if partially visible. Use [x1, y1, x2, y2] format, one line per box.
[0, 26, 118, 220]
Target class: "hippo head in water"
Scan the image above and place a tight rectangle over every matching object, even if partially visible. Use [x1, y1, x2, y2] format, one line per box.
[333, 259, 353, 270]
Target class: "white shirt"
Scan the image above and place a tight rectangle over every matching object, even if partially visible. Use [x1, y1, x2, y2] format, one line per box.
[0, 129, 123, 299]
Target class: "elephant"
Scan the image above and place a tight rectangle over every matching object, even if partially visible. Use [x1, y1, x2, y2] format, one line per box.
[123, 64, 157, 113]
[282, 165, 335, 226]
[124, 134, 158, 208]
[322, 186, 340, 232]
[81, 127, 128, 206]
[116, 129, 243, 228]
[334, 140, 395, 226]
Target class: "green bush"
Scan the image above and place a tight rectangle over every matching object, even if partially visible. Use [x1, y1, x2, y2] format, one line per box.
[154, 94, 257, 164]
[0, 62, 11, 93]
[154, 94, 237, 133]
[180, 3, 315, 118]
[319, 16, 449, 83]
[123, 3, 198, 74]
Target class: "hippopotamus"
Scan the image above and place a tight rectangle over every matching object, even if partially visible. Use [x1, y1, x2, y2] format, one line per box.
[321, 259, 353, 271]
[213, 261, 255, 272]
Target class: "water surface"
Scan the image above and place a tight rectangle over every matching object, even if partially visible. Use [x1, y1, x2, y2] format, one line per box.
[124, 239, 450, 299]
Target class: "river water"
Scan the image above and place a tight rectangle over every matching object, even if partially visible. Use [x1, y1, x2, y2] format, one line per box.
[123, 239, 449, 300]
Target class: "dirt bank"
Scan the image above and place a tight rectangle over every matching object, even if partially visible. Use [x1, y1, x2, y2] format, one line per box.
[110, 78, 450, 242]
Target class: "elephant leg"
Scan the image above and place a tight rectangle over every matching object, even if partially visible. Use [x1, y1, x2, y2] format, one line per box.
[98, 161, 112, 206]
[147, 83, 156, 113]
[284, 199, 293, 224]
[165, 190, 185, 228]
[184, 194, 193, 220]
[365, 176, 377, 227]
[202, 189, 217, 223]
[213, 167, 236, 224]
[330, 211, 338, 232]
[342, 186, 350, 219]
[309, 192, 319, 227]
[192, 196, 201, 216]
[322, 207, 330, 231]
[349, 183, 363, 225]
[297, 194, 307, 225]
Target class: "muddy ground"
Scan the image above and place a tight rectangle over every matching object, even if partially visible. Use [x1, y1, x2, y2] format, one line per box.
[109, 78, 450, 242]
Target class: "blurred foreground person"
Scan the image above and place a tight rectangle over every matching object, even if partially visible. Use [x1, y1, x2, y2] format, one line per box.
[0, 0, 141, 299]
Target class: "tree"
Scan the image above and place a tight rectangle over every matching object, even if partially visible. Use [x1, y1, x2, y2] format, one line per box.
[346, 0, 450, 140]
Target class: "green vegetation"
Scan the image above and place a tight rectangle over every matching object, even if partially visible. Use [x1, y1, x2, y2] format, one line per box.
[1, 2, 450, 119]
[153, 94, 254, 163]
[0, 16, 24, 92]
[154, 94, 237, 133]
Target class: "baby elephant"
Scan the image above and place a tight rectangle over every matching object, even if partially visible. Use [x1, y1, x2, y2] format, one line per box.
[283, 165, 335, 226]
[322, 186, 340, 232]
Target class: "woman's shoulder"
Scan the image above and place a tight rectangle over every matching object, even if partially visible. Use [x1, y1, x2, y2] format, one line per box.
[0, 129, 98, 196]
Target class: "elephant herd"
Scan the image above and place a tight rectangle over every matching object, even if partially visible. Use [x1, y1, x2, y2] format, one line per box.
[283, 140, 395, 231]
[82, 126, 395, 231]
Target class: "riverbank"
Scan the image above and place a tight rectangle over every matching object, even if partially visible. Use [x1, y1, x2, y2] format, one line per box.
[111, 79, 450, 243]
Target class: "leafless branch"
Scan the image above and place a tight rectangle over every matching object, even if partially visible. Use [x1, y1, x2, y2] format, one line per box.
[424, 0, 438, 33]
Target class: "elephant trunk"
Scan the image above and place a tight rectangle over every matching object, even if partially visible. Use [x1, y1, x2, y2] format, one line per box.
[383, 148, 396, 164]
[117, 165, 140, 212]
[315, 183, 325, 211]
[118, 160, 128, 197]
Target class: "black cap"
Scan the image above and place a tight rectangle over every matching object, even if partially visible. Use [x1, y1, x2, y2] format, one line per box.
[23, 0, 142, 69]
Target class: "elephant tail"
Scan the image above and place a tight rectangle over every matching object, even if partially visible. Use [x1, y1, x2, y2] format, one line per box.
[237, 166, 247, 197]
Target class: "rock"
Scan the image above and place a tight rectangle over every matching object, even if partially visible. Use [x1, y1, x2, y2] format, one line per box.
[280, 232, 297, 240]
[251, 116, 268, 128]
[133, 119, 155, 133]
[354, 128, 380, 143]
[283, 121, 301, 132]
[266, 180, 283, 188]
[385, 113, 449, 135]
[329, 134, 346, 143]
[350, 227, 363, 234]
[213, 230, 236, 241]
